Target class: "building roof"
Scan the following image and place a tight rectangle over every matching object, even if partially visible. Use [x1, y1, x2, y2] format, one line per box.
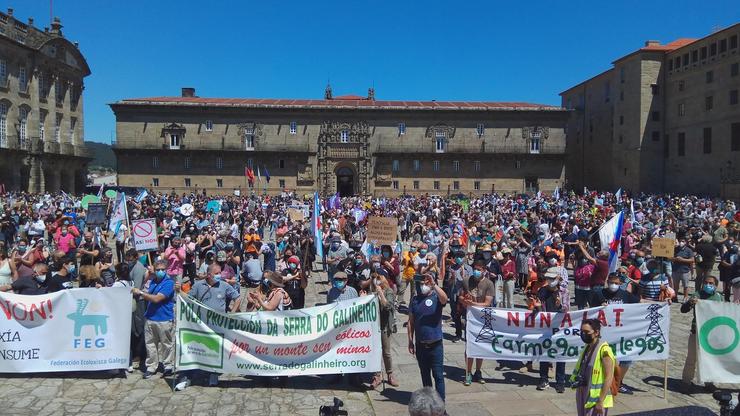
[113, 96, 563, 111]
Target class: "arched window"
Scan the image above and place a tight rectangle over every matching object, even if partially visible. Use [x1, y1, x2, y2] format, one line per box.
[18, 107, 29, 147]
[336, 167, 353, 176]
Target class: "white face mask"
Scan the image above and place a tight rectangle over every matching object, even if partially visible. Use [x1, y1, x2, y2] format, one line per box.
[608, 283, 620, 293]
[420, 284, 432, 295]
[548, 258, 558, 266]
[35, 274, 46, 283]
[373, 279, 382, 287]
[548, 279, 559, 288]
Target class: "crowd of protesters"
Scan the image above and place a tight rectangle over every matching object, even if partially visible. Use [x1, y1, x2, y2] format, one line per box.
[0, 188, 738, 413]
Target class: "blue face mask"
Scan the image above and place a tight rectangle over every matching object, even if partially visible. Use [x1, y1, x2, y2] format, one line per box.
[155, 270, 166, 279]
[702, 284, 716, 295]
[213, 274, 221, 282]
[419, 250, 427, 256]
[67, 264, 76, 274]
[473, 270, 482, 278]
[455, 257, 464, 265]
[635, 257, 645, 265]
[333, 280, 346, 290]
[355, 259, 363, 265]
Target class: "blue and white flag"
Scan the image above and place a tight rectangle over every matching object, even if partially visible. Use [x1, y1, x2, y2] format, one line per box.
[630, 199, 636, 225]
[598, 211, 624, 273]
[108, 192, 128, 236]
[313, 192, 324, 259]
[96, 183, 104, 198]
[615, 188, 622, 201]
[135, 189, 148, 203]
[553, 187, 560, 201]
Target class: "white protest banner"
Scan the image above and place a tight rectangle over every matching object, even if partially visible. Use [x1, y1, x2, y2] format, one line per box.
[696, 301, 740, 383]
[289, 203, 310, 219]
[131, 218, 158, 251]
[466, 303, 670, 362]
[176, 294, 381, 376]
[0, 288, 132, 373]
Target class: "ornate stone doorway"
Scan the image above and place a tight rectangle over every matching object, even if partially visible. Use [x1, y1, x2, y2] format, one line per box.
[335, 166, 355, 197]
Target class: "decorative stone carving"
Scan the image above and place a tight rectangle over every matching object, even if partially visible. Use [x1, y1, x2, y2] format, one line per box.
[521, 126, 550, 140]
[160, 122, 185, 138]
[318, 121, 370, 143]
[425, 124, 456, 140]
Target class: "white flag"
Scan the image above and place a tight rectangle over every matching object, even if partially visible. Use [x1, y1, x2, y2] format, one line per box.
[108, 192, 128, 235]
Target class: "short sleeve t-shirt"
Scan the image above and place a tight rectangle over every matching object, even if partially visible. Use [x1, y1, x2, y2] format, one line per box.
[590, 259, 610, 287]
[639, 274, 669, 301]
[673, 246, 694, 274]
[462, 276, 495, 304]
[189, 280, 239, 312]
[144, 277, 175, 321]
[410, 292, 444, 343]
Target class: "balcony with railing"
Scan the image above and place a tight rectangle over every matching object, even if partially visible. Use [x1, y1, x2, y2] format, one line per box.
[112, 137, 310, 153]
[375, 141, 566, 155]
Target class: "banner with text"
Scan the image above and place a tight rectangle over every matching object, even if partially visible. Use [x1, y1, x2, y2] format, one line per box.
[176, 294, 381, 376]
[466, 303, 670, 362]
[0, 288, 132, 372]
[696, 301, 740, 383]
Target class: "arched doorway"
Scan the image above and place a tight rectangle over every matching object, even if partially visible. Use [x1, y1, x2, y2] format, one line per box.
[335, 166, 355, 197]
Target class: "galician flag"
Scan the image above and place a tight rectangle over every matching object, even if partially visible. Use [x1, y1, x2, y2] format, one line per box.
[312, 192, 324, 258]
[108, 192, 128, 236]
[615, 188, 622, 201]
[598, 211, 624, 273]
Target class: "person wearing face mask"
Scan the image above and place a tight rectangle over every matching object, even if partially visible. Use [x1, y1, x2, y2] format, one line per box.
[13, 238, 36, 279]
[326, 236, 350, 281]
[444, 251, 470, 342]
[408, 273, 448, 402]
[719, 243, 739, 302]
[570, 319, 617, 416]
[670, 238, 694, 302]
[368, 273, 399, 389]
[379, 245, 399, 291]
[326, 271, 358, 303]
[589, 273, 640, 395]
[77, 231, 101, 267]
[694, 234, 717, 292]
[535, 267, 567, 393]
[47, 253, 75, 292]
[399, 243, 420, 303]
[460, 262, 494, 385]
[579, 242, 610, 294]
[174, 263, 240, 391]
[680, 275, 723, 387]
[124, 249, 148, 373]
[182, 234, 197, 287]
[2, 262, 48, 294]
[638, 259, 670, 302]
[281, 256, 306, 309]
[54, 225, 77, 256]
[131, 259, 176, 379]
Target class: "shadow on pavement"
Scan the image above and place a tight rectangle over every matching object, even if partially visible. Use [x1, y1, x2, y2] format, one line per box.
[0, 370, 126, 379]
[620, 406, 715, 415]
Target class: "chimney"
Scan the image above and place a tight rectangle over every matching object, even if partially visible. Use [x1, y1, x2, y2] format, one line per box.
[7, 8, 13, 17]
[50, 17, 63, 35]
[644, 40, 660, 47]
[367, 87, 375, 101]
[28, 17, 34, 26]
[181, 87, 195, 97]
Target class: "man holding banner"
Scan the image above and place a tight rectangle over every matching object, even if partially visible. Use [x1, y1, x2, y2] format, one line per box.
[680, 275, 723, 387]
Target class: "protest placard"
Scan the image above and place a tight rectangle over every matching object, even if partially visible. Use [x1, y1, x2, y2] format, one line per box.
[86, 203, 107, 226]
[0, 288, 132, 373]
[176, 294, 381, 376]
[366, 216, 397, 245]
[131, 218, 158, 251]
[696, 301, 740, 383]
[651, 237, 675, 258]
[466, 303, 670, 362]
[287, 208, 304, 222]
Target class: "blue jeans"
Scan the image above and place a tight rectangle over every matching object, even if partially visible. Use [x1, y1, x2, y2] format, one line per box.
[540, 361, 566, 385]
[416, 340, 445, 400]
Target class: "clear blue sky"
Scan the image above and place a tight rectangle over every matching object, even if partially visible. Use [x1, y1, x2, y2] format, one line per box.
[14, 0, 740, 143]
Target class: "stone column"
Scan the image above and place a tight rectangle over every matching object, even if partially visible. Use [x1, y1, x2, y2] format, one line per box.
[62, 168, 75, 192]
[27, 157, 44, 193]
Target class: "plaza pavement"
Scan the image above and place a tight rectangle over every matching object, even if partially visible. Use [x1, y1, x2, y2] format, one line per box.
[0, 263, 738, 415]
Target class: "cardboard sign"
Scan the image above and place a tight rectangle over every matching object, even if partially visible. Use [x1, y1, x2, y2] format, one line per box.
[289, 204, 310, 218]
[652, 237, 675, 258]
[366, 216, 397, 245]
[86, 203, 107, 226]
[287, 208, 304, 222]
[131, 218, 158, 251]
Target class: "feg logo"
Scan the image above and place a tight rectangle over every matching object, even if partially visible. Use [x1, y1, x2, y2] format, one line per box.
[67, 299, 110, 349]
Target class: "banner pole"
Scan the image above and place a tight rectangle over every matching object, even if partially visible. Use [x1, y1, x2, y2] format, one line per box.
[663, 359, 668, 400]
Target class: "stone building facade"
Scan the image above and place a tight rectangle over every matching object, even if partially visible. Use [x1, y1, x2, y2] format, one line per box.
[111, 87, 568, 196]
[561, 24, 740, 198]
[0, 9, 91, 193]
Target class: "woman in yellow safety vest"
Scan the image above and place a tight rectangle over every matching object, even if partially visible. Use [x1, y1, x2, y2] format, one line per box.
[570, 318, 616, 416]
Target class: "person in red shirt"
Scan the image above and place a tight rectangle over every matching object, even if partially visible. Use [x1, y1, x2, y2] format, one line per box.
[501, 248, 517, 308]
[55, 225, 77, 256]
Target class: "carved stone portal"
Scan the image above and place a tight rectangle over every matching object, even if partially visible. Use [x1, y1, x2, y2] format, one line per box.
[317, 121, 371, 196]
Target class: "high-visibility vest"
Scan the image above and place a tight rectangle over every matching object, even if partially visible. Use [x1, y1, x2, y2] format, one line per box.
[570, 341, 616, 409]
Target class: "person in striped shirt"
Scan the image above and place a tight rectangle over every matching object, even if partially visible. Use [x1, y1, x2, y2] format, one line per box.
[638, 259, 669, 301]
